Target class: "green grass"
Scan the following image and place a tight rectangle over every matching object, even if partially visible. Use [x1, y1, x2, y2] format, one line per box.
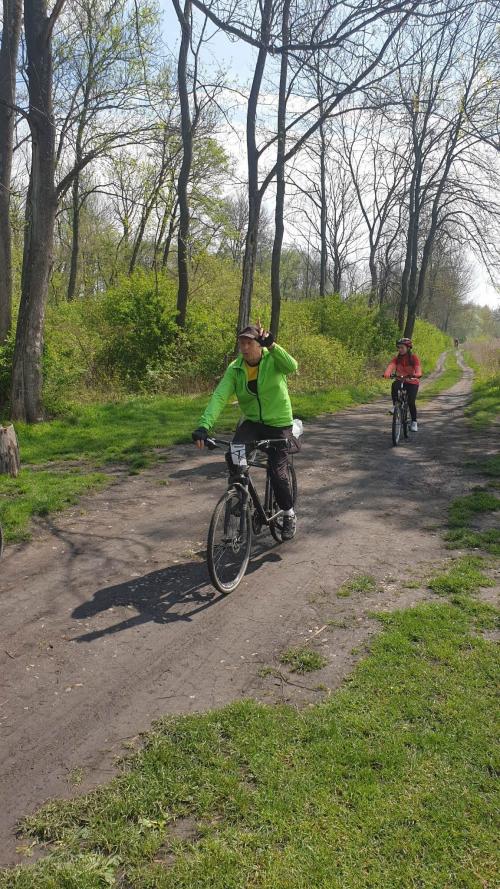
[337, 574, 378, 598]
[279, 647, 328, 673]
[419, 349, 461, 402]
[13, 395, 240, 465]
[428, 556, 494, 596]
[444, 488, 500, 556]
[464, 348, 500, 428]
[468, 455, 500, 479]
[0, 396, 239, 542]
[291, 379, 387, 420]
[0, 469, 109, 542]
[2, 595, 498, 889]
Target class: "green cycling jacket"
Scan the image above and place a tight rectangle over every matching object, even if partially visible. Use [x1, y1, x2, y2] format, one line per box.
[199, 344, 298, 430]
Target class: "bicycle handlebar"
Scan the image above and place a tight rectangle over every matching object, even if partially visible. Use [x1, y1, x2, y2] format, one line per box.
[205, 436, 290, 451]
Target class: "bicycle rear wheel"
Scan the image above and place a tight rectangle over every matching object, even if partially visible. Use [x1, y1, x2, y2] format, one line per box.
[269, 462, 297, 543]
[392, 404, 402, 446]
[207, 489, 252, 593]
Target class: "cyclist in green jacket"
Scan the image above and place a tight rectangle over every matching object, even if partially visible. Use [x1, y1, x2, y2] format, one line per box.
[192, 321, 299, 540]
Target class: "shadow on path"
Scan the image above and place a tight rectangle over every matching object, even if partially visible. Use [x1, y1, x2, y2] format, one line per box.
[71, 543, 283, 643]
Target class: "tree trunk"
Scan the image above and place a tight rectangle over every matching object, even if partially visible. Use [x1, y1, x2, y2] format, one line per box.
[66, 171, 80, 300]
[162, 199, 179, 268]
[238, 0, 272, 332]
[0, 0, 22, 343]
[174, 0, 192, 329]
[11, 0, 62, 422]
[368, 248, 378, 307]
[0, 423, 20, 476]
[318, 117, 328, 298]
[270, 0, 290, 338]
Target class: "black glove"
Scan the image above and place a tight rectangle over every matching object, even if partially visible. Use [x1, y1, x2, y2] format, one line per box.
[192, 427, 208, 443]
[258, 331, 274, 348]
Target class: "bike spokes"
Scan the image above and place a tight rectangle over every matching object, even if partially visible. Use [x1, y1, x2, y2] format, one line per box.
[207, 490, 252, 593]
[392, 405, 402, 446]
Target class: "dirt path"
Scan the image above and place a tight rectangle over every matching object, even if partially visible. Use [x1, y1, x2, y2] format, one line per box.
[0, 355, 497, 866]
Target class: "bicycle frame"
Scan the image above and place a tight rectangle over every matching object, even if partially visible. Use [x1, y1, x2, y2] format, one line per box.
[211, 437, 288, 528]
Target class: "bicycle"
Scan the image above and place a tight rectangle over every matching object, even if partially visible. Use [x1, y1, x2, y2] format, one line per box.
[391, 375, 412, 446]
[204, 436, 298, 593]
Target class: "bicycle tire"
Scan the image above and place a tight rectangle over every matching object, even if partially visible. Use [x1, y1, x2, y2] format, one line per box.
[207, 489, 252, 593]
[392, 404, 402, 446]
[402, 403, 410, 439]
[269, 462, 297, 543]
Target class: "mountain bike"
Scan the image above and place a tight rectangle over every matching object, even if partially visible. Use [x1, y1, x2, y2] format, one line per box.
[205, 436, 298, 593]
[391, 376, 412, 446]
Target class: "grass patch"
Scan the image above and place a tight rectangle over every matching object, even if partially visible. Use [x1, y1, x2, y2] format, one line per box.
[419, 349, 461, 401]
[444, 488, 500, 556]
[0, 469, 109, 542]
[2, 598, 498, 888]
[464, 342, 500, 428]
[428, 556, 494, 596]
[279, 647, 328, 674]
[467, 454, 500, 479]
[337, 574, 378, 598]
[291, 379, 387, 420]
[14, 396, 240, 466]
[0, 396, 240, 543]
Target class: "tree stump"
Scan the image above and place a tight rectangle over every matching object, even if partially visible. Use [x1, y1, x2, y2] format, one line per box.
[0, 425, 20, 477]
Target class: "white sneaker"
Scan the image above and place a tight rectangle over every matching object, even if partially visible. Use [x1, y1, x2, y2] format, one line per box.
[410, 421, 418, 432]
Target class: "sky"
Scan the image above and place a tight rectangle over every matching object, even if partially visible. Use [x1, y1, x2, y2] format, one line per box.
[161, 1, 499, 312]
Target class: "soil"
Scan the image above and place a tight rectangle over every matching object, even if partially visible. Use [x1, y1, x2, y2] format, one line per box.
[0, 354, 498, 867]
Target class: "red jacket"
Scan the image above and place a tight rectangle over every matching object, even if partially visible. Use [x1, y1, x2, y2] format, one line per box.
[384, 352, 422, 386]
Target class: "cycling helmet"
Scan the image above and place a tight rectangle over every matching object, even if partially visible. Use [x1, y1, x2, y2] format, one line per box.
[396, 337, 412, 348]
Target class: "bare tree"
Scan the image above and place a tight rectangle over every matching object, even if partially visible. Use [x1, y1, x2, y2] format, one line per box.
[11, 0, 66, 422]
[52, 0, 160, 300]
[0, 0, 22, 341]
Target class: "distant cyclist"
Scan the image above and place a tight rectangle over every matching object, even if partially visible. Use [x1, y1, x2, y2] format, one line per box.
[383, 337, 422, 431]
[192, 321, 299, 540]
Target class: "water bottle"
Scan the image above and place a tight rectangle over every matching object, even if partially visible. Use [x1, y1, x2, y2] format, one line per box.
[292, 418, 303, 438]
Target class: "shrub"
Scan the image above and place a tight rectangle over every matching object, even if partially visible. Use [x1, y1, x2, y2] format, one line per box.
[286, 333, 364, 390]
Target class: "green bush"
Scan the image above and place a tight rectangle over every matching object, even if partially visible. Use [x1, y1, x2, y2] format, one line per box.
[310, 294, 399, 358]
[2, 260, 456, 414]
[286, 333, 363, 390]
[94, 272, 184, 392]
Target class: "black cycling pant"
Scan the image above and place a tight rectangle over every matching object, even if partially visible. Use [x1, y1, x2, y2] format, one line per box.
[391, 381, 418, 421]
[229, 420, 294, 511]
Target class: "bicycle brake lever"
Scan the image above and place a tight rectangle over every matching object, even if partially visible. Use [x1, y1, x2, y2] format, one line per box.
[206, 438, 217, 450]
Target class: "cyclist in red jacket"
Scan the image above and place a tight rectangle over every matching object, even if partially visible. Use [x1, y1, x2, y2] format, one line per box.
[383, 337, 422, 431]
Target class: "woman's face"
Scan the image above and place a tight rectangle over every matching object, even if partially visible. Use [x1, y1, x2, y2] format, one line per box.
[398, 344, 408, 356]
[238, 336, 262, 365]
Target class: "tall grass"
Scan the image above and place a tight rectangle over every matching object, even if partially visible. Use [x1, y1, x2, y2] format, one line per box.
[464, 338, 500, 427]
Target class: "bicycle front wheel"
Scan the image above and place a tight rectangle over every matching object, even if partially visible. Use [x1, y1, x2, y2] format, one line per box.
[207, 489, 252, 593]
[392, 405, 402, 446]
